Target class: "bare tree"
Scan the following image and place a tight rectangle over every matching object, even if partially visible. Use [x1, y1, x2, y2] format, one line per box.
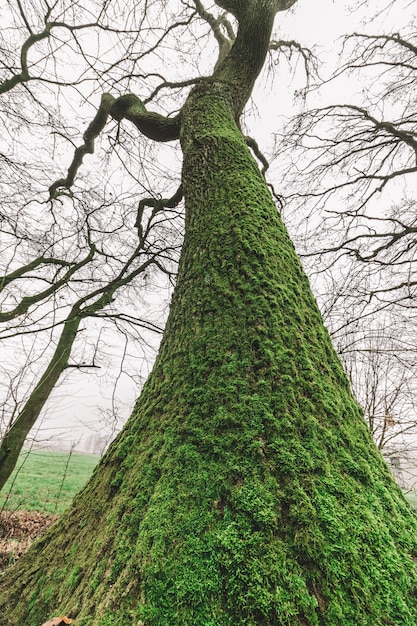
[280, 3, 417, 303]
[0, 0, 184, 489]
[276, 0, 417, 462]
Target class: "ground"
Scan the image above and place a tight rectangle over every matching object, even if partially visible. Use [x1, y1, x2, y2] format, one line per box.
[0, 509, 58, 571]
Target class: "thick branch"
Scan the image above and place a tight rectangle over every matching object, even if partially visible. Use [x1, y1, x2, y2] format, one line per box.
[0, 257, 73, 292]
[0, 18, 115, 94]
[49, 94, 115, 198]
[193, 0, 235, 70]
[49, 93, 180, 198]
[245, 136, 269, 174]
[0, 29, 50, 94]
[135, 185, 183, 246]
[110, 94, 181, 142]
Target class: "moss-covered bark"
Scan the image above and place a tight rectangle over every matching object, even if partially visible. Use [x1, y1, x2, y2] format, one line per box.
[1, 82, 417, 625]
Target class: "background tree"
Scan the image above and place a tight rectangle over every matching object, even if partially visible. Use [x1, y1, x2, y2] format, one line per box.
[278, 0, 417, 471]
[1, 1, 417, 624]
[0, 0, 183, 488]
[339, 320, 417, 474]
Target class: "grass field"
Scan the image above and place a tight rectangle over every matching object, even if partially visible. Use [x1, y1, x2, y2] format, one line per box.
[0, 448, 100, 514]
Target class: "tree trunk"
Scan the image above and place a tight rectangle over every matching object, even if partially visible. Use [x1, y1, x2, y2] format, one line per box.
[0, 81, 417, 626]
[0, 313, 81, 491]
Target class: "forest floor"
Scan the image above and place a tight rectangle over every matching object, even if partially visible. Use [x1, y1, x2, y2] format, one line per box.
[0, 510, 58, 571]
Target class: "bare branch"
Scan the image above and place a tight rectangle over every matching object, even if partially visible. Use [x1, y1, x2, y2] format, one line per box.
[49, 94, 115, 198]
[0, 245, 96, 323]
[269, 39, 319, 85]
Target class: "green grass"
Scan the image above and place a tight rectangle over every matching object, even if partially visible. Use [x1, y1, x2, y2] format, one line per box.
[0, 448, 100, 514]
[404, 490, 417, 513]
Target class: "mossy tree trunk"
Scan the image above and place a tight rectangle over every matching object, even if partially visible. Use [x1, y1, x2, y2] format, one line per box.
[1, 1, 417, 624]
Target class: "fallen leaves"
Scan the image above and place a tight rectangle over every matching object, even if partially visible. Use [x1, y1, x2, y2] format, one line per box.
[41, 617, 72, 625]
[0, 510, 58, 570]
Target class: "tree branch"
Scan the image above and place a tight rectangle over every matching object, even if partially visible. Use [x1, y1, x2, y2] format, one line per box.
[135, 184, 183, 246]
[245, 136, 269, 174]
[49, 94, 115, 199]
[110, 93, 181, 141]
[193, 0, 235, 70]
[0, 257, 74, 292]
[269, 39, 318, 84]
[0, 245, 96, 323]
[49, 93, 181, 199]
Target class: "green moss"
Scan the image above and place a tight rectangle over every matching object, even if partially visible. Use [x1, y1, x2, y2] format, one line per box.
[70, 565, 84, 590]
[0, 85, 417, 626]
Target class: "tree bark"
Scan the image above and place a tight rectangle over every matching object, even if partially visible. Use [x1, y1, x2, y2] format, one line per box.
[212, 0, 280, 116]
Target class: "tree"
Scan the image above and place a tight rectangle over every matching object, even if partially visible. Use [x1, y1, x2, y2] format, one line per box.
[1, 0, 417, 624]
[277, 0, 417, 464]
[339, 320, 417, 458]
[302, 257, 417, 475]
